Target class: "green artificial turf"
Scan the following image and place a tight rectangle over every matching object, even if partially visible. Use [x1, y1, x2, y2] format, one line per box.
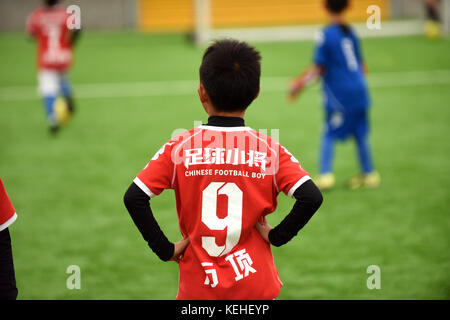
[0, 31, 449, 299]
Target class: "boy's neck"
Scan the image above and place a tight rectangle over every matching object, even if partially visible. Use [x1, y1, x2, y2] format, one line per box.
[329, 13, 345, 25]
[207, 115, 245, 127]
[207, 109, 245, 119]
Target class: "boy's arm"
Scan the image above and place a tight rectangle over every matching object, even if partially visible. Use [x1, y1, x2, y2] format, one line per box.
[256, 180, 323, 246]
[288, 64, 324, 103]
[361, 61, 368, 75]
[70, 29, 81, 46]
[352, 32, 367, 75]
[124, 182, 189, 262]
[25, 12, 38, 39]
[288, 28, 329, 103]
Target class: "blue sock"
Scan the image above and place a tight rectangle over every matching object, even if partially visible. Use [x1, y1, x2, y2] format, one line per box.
[319, 131, 335, 174]
[43, 95, 57, 126]
[355, 133, 374, 174]
[60, 77, 74, 113]
[60, 78, 72, 98]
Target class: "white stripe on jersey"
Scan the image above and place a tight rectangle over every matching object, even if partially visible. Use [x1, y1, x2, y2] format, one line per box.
[0, 212, 17, 232]
[133, 177, 157, 198]
[287, 175, 311, 199]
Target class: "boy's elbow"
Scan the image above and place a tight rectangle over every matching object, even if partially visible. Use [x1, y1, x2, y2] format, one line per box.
[123, 189, 132, 209]
[308, 181, 323, 211]
[312, 190, 323, 211]
[123, 185, 137, 210]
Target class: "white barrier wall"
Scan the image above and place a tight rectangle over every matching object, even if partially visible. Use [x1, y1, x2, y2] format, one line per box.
[0, 0, 136, 31]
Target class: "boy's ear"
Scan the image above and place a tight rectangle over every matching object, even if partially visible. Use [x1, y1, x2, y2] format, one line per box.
[254, 87, 260, 100]
[197, 83, 209, 103]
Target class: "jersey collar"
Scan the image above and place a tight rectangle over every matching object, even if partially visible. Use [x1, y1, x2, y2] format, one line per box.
[206, 116, 245, 127]
[199, 116, 249, 132]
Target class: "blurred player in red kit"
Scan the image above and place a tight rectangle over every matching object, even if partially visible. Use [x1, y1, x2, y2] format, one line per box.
[26, 0, 81, 134]
[124, 40, 323, 299]
[0, 178, 18, 300]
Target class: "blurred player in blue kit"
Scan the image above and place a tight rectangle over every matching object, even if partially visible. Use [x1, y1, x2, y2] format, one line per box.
[289, 0, 380, 190]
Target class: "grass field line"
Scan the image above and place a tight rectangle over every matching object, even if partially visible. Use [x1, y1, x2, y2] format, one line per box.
[1, 69, 449, 101]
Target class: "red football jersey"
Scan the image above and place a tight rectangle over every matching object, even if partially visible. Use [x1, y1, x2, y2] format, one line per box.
[26, 6, 73, 71]
[0, 178, 17, 232]
[135, 125, 310, 299]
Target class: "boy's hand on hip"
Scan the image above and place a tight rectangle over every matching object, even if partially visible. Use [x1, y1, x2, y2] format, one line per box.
[255, 217, 273, 244]
[170, 237, 190, 263]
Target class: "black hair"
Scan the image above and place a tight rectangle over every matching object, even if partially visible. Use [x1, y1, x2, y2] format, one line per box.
[44, 0, 59, 7]
[199, 39, 261, 112]
[326, 0, 349, 14]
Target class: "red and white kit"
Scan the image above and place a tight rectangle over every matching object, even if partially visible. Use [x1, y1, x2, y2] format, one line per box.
[26, 6, 73, 96]
[0, 179, 17, 232]
[26, 6, 73, 71]
[135, 125, 310, 299]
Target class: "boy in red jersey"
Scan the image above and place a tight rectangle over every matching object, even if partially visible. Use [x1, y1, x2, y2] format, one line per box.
[124, 39, 323, 299]
[26, 0, 80, 134]
[0, 178, 18, 300]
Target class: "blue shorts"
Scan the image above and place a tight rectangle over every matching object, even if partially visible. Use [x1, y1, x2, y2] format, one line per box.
[324, 109, 369, 141]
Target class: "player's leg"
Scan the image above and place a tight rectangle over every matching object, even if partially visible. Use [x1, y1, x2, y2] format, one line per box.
[355, 132, 374, 172]
[0, 228, 18, 300]
[38, 70, 60, 134]
[60, 72, 75, 114]
[320, 130, 335, 174]
[315, 130, 336, 190]
[349, 112, 380, 189]
[424, 0, 441, 39]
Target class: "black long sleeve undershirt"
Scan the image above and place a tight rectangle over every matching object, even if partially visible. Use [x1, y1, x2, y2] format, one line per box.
[71, 29, 81, 46]
[124, 183, 174, 261]
[268, 179, 323, 247]
[124, 178, 322, 260]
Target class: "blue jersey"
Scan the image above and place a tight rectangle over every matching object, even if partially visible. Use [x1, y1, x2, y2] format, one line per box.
[314, 24, 370, 113]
